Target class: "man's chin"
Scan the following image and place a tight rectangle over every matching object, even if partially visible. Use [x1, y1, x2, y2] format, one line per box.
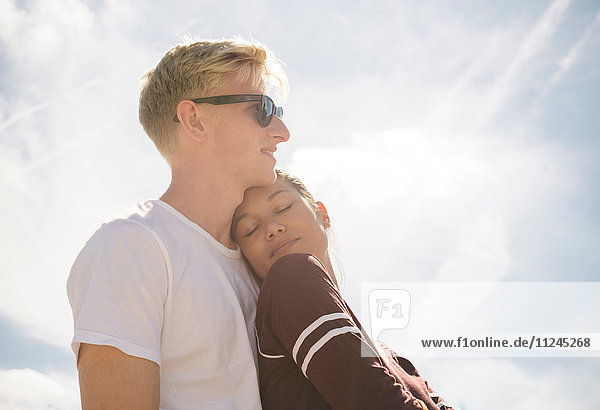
[250, 168, 277, 187]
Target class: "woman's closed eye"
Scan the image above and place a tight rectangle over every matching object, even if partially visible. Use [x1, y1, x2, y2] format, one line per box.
[245, 225, 259, 237]
[243, 203, 294, 237]
[276, 203, 293, 214]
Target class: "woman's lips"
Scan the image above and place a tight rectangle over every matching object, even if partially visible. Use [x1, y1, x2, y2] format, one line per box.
[271, 238, 300, 257]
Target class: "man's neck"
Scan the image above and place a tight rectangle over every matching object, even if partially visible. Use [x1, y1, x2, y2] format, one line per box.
[160, 172, 244, 250]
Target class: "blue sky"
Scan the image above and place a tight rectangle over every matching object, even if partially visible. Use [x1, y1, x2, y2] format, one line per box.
[1, 0, 599, 408]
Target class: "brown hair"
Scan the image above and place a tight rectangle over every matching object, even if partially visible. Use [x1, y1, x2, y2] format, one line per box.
[139, 37, 287, 162]
[275, 169, 343, 285]
[275, 168, 318, 211]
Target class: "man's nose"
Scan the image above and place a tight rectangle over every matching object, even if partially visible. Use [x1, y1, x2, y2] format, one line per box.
[267, 116, 290, 144]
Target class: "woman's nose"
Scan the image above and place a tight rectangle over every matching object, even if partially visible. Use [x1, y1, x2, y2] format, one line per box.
[266, 221, 285, 239]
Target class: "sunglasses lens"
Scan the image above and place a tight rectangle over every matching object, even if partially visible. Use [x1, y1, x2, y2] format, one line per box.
[257, 97, 271, 127]
[275, 107, 283, 119]
[257, 96, 283, 127]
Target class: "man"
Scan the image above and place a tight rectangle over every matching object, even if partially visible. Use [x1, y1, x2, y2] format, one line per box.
[67, 38, 290, 408]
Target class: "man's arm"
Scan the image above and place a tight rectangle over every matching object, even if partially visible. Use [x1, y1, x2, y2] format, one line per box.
[68, 220, 167, 408]
[77, 343, 159, 409]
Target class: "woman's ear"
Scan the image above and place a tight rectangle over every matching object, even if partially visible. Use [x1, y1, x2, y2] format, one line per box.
[316, 201, 330, 229]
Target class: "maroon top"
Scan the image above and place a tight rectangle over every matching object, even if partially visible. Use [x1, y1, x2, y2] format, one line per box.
[255, 253, 453, 410]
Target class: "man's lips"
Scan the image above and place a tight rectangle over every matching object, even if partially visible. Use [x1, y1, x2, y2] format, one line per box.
[271, 238, 300, 257]
[261, 146, 277, 157]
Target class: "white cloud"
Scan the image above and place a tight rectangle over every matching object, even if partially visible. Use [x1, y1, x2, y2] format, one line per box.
[0, 0, 94, 67]
[0, 368, 79, 409]
[418, 357, 600, 410]
[534, 11, 600, 108]
[288, 127, 572, 283]
[477, 0, 572, 126]
[0, 79, 102, 133]
[550, 11, 599, 85]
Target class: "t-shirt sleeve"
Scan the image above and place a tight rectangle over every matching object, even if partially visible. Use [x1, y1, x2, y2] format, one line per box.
[256, 253, 427, 410]
[67, 219, 168, 365]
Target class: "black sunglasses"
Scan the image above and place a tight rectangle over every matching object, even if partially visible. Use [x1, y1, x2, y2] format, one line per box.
[173, 94, 283, 127]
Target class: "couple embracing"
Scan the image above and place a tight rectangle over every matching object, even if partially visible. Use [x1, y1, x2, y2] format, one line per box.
[67, 38, 453, 409]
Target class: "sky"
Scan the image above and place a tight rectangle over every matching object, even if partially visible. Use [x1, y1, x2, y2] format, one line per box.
[0, 0, 599, 408]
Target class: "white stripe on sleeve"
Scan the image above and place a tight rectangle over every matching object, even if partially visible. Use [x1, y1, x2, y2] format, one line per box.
[300, 326, 362, 377]
[292, 312, 354, 363]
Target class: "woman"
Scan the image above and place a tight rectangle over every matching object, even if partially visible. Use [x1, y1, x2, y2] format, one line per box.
[232, 169, 453, 410]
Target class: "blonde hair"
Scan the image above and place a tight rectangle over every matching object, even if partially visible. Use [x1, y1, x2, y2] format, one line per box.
[139, 37, 288, 161]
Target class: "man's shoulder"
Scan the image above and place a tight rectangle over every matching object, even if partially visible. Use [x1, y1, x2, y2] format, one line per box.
[96, 199, 176, 235]
[68, 202, 171, 301]
[83, 200, 223, 262]
[109, 199, 165, 227]
[80, 200, 169, 252]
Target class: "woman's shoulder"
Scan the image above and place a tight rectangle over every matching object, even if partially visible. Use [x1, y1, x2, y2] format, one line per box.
[262, 253, 332, 291]
[257, 253, 340, 314]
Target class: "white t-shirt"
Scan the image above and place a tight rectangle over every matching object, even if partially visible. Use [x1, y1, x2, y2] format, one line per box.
[67, 200, 262, 409]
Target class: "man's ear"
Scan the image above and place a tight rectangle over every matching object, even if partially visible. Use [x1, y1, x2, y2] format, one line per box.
[175, 100, 208, 142]
[316, 201, 330, 228]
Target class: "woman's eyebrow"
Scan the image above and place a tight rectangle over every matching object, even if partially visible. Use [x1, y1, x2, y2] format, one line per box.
[268, 189, 290, 201]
